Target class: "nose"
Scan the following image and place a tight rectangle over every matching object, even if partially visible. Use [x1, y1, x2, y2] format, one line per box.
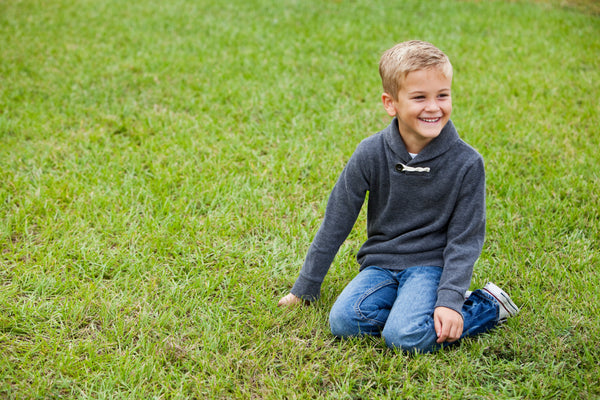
[424, 99, 440, 112]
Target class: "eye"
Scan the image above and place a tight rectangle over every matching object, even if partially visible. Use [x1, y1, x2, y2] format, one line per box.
[412, 96, 426, 101]
[438, 93, 450, 99]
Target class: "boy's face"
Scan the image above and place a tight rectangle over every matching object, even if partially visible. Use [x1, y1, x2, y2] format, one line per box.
[382, 67, 452, 154]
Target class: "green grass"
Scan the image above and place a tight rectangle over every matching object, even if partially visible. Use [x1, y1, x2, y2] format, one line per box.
[1, 0, 599, 398]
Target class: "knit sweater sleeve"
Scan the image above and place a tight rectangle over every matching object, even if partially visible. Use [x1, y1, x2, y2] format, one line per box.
[436, 155, 486, 315]
[290, 144, 370, 301]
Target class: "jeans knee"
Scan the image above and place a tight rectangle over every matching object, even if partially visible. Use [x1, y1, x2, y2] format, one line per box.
[329, 301, 384, 338]
[329, 303, 358, 337]
[382, 325, 439, 353]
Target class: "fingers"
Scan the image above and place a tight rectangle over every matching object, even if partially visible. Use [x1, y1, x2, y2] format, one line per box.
[434, 312, 444, 342]
[436, 323, 450, 344]
[441, 324, 462, 342]
[436, 323, 459, 344]
[443, 323, 462, 343]
[277, 293, 303, 307]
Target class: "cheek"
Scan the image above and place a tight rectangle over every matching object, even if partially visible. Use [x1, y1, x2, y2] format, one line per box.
[404, 103, 422, 116]
[444, 103, 452, 115]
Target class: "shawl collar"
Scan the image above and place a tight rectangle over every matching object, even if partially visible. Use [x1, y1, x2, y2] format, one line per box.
[383, 117, 460, 164]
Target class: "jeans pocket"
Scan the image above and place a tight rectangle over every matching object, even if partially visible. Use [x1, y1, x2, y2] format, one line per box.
[354, 279, 397, 327]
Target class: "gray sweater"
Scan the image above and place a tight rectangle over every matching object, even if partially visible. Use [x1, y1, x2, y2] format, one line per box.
[291, 118, 486, 315]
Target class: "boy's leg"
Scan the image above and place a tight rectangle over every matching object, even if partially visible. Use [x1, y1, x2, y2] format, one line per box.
[381, 266, 443, 353]
[459, 290, 498, 337]
[383, 270, 513, 352]
[461, 283, 518, 336]
[329, 266, 398, 338]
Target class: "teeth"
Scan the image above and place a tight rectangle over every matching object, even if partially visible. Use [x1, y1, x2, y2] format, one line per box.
[421, 118, 440, 123]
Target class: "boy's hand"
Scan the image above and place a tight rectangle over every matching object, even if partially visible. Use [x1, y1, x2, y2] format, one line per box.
[277, 293, 306, 307]
[434, 307, 463, 344]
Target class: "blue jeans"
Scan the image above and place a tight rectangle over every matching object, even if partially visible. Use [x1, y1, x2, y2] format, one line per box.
[329, 266, 499, 353]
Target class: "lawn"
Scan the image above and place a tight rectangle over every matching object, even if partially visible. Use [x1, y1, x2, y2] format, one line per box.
[1, 0, 599, 398]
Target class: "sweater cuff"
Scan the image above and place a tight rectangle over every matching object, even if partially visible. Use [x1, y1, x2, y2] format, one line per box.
[435, 288, 466, 318]
[290, 274, 322, 302]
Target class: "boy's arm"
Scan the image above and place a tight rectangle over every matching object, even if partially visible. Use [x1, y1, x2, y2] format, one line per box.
[285, 145, 371, 303]
[436, 156, 486, 315]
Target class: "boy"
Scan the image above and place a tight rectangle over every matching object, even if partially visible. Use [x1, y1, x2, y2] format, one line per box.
[278, 40, 519, 353]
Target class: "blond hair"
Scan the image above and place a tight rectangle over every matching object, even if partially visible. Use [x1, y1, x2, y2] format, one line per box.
[379, 40, 453, 99]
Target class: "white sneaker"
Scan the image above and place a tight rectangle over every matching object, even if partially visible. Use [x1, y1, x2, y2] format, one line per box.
[482, 282, 519, 322]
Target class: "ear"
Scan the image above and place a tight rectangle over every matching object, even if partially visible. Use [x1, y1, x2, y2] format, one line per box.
[381, 92, 397, 117]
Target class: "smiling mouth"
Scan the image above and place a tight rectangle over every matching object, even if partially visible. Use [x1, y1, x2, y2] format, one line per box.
[419, 117, 441, 123]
